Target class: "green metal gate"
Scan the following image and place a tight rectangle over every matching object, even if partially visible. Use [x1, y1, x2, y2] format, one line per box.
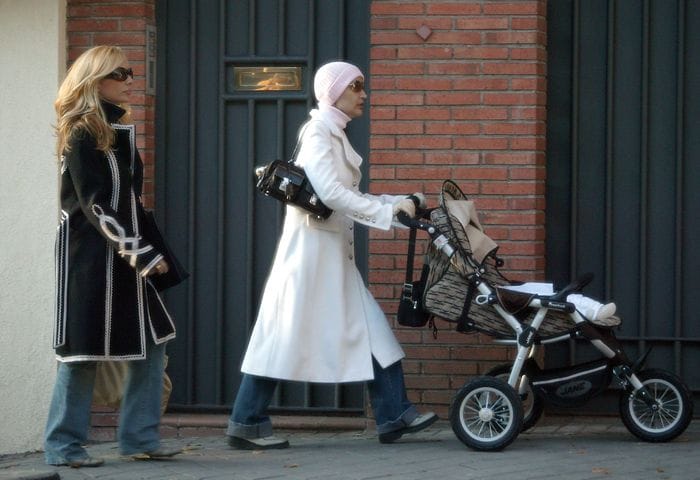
[546, 0, 700, 411]
[155, 0, 370, 412]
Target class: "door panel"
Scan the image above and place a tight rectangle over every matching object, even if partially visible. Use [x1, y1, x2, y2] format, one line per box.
[546, 0, 699, 410]
[156, 0, 370, 412]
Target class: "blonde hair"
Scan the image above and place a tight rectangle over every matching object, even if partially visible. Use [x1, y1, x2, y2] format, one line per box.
[55, 45, 130, 156]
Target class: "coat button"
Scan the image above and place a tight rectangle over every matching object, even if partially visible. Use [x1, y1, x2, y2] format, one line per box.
[348, 254, 354, 260]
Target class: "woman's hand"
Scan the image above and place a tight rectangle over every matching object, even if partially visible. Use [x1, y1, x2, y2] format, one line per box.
[149, 259, 170, 276]
[393, 198, 416, 218]
[408, 192, 427, 209]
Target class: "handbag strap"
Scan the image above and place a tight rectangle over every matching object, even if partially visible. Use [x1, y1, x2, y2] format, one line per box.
[288, 120, 312, 164]
[402, 226, 419, 297]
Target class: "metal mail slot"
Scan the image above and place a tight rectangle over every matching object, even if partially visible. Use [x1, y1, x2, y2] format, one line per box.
[232, 66, 302, 91]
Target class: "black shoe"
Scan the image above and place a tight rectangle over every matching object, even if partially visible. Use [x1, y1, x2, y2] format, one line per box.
[130, 447, 183, 460]
[228, 435, 289, 450]
[378, 412, 438, 444]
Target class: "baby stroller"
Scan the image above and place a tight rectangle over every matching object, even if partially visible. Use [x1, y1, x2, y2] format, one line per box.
[397, 180, 693, 451]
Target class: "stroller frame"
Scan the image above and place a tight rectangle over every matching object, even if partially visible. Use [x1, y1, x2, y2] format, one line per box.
[397, 184, 693, 451]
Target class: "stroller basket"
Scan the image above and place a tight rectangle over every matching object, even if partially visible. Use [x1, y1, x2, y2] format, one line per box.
[404, 180, 577, 339]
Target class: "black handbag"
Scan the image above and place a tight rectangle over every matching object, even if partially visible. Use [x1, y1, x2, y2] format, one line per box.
[397, 226, 430, 327]
[140, 209, 190, 291]
[254, 123, 332, 220]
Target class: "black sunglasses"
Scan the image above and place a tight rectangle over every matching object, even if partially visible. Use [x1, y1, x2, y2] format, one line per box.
[348, 80, 365, 92]
[105, 67, 133, 82]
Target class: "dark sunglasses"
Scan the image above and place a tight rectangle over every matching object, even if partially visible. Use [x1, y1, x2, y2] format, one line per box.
[105, 67, 133, 82]
[348, 80, 365, 92]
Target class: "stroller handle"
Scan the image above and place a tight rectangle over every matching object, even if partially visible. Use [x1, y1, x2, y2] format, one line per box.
[396, 210, 435, 232]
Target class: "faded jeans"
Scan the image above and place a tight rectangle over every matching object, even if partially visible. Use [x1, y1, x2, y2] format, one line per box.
[44, 340, 166, 464]
[227, 357, 418, 438]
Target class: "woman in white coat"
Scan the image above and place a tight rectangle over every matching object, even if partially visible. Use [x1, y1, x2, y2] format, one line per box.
[227, 61, 437, 449]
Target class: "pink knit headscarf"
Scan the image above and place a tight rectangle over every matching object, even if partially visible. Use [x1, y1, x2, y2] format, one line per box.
[313, 61, 364, 106]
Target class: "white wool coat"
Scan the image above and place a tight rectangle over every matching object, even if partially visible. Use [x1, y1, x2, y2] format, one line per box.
[241, 109, 406, 382]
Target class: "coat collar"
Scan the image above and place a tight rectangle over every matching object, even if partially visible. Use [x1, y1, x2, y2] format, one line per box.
[309, 108, 348, 138]
[101, 101, 126, 124]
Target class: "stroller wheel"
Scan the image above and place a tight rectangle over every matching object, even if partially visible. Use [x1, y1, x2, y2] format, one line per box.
[449, 376, 523, 451]
[619, 368, 693, 442]
[487, 363, 544, 432]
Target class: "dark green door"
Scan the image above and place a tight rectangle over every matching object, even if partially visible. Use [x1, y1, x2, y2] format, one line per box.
[546, 0, 700, 410]
[156, 0, 370, 412]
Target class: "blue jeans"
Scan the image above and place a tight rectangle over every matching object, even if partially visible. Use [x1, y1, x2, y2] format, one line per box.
[44, 340, 166, 464]
[227, 358, 418, 438]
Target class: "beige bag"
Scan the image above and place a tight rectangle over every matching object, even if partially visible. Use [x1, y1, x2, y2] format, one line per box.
[93, 356, 172, 415]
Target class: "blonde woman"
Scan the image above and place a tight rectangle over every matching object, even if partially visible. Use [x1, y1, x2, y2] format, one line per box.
[45, 45, 180, 467]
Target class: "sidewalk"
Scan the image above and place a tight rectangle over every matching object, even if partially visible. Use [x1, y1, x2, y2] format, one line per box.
[1, 415, 698, 480]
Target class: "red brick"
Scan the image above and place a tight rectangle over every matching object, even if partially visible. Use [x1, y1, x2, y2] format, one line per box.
[397, 46, 454, 59]
[397, 107, 450, 120]
[427, 31, 482, 44]
[371, 3, 425, 15]
[452, 137, 509, 150]
[426, 3, 482, 15]
[370, 106, 397, 120]
[398, 17, 453, 30]
[93, 33, 146, 45]
[396, 166, 453, 179]
[451, 167, 509, 180]
[372, 151, 424, 164]
[371, 122, 424, 135]
[396, 78, 453, 91]
[484, 2, 543, 15]
[424, 152, 480, 165]
[455, 17, 509, 30]
[67, 19, 119, 31]
[371, 31, 426, 44]
[427, 62, 481, 75]
[397, 136, 452, 150]
[452, 107, 509, 120]
[425, 122, 480, 135]
[510, 136, 546, 151]
[452, 77, 509, 90]
[371, 62, 425, 75]
[482, 122, 541, 135]
[371, 16, 399, 29]
[454, 47, 509, 60]
[372, 92, 425, 106]
[370, 137, 396, 149]
[425, 92, 481, 105]
[510, 106, 546, 120]
[370, 46, 398, 60]
[510, 46, 546, 61]
[484, 152, 540, 165]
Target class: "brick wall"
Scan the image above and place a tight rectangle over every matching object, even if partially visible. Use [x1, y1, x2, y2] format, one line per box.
[67, 0, 157, 208]
[368, 1, 547, 417]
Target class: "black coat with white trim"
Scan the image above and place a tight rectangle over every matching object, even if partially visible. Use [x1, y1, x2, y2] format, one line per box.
[53, 102, 176, 361]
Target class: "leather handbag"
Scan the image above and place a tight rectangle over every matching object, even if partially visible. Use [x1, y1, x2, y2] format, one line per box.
[397, 225, 430, 327]
[254, 123, 332, 220]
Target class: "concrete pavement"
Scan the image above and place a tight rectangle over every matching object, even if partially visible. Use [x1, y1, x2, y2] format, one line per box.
[1, 415, 698, 480]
